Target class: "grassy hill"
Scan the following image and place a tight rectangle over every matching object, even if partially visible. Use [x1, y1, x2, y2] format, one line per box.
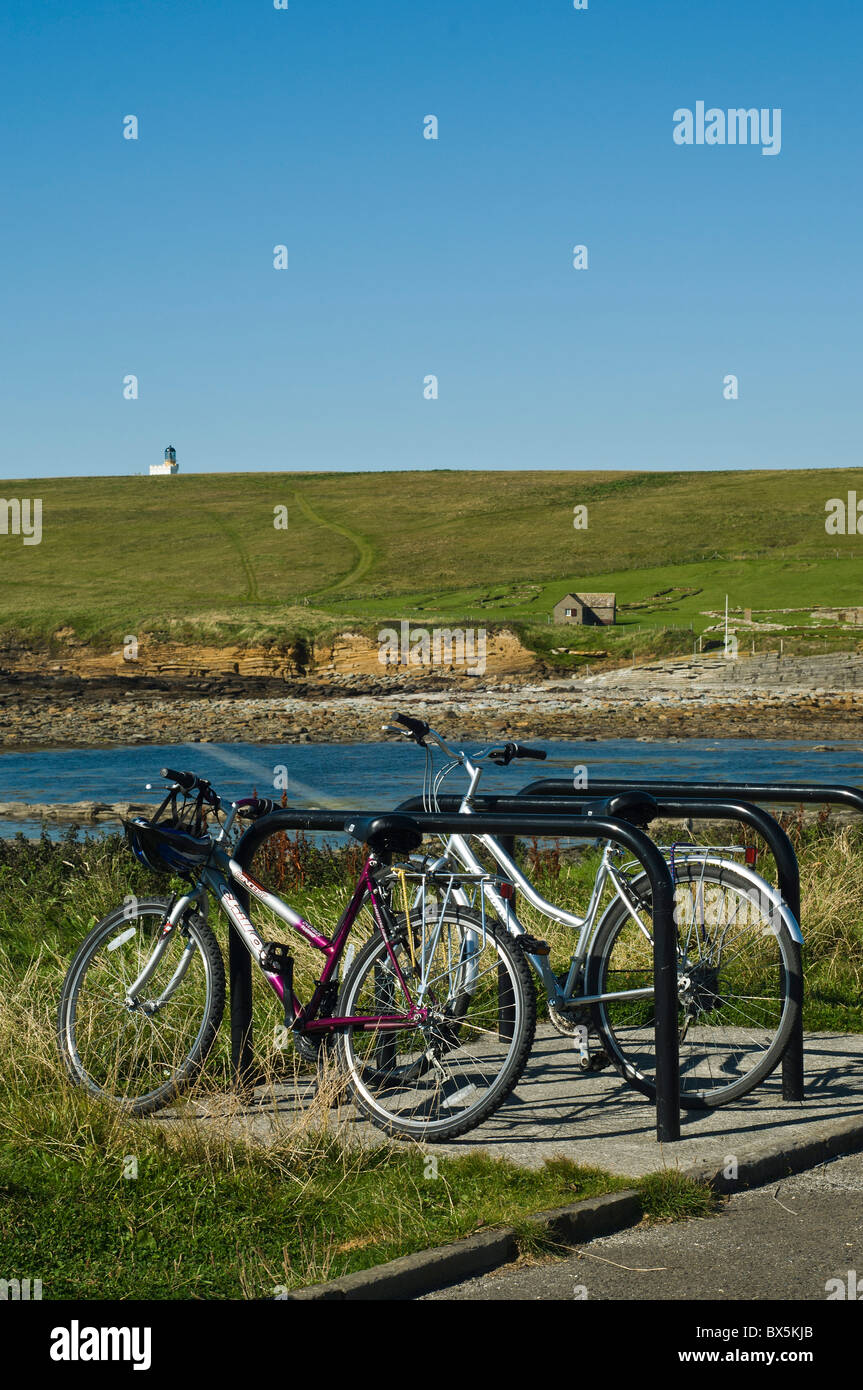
[2, 468, 862, 663]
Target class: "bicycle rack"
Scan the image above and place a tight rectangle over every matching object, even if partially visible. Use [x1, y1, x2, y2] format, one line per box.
[399, 790, 803, 1102]
[230, 807, 681, 1142]
[509, 777, 863, 1104]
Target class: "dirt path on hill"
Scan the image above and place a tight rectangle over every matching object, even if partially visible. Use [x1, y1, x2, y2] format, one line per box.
[292, 490, 375, 594]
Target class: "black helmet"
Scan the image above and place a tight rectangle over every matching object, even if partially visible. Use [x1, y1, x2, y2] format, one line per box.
[123, 817, 212, 876]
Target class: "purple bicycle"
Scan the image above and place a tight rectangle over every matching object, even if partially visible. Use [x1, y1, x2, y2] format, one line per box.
[57, 768, 536, 1142]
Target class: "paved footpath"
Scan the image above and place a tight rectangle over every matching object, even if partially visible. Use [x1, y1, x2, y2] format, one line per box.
[423, 1150, 863, 1301]
[212, 1027, 863, 1181]
[425, 1029, 863, 1175]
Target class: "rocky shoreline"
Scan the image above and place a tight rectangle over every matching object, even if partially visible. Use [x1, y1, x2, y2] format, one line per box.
[2, 653, 863, 749]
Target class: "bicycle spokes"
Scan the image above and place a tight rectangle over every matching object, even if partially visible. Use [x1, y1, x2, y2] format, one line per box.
[60, 902, 222, 1111]
[337, 906, 536, 1139]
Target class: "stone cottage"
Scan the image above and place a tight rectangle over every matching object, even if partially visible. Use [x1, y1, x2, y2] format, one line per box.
[553, 592, 616, 626]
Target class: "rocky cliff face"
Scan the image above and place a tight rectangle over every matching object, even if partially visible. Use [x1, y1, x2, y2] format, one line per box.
[0, 628, 541, 684]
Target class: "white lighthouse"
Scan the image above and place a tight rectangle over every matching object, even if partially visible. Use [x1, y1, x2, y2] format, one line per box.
[150, 445, 178, 476]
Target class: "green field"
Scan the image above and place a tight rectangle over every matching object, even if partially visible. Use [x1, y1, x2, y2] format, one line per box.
[2, 468, 862, 659]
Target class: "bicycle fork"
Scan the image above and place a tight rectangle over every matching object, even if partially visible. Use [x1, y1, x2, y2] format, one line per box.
[122, 890, 205, 1013]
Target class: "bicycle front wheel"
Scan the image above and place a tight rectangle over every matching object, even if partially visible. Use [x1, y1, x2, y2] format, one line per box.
[586, 862, 801, 1108]
[336, 906, 536, 1142]
[58, 896, 225, 1114]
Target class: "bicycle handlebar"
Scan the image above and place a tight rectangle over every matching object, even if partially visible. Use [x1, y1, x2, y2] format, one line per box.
[160, 768, 220, 808]
[235, 797, 278, 820]
[384, 716, 546, 768]
[160, 767, 196, 790]
[383, 718, 461, 761]
[394, 712, 431, 742]
[488, 742, 547, 766]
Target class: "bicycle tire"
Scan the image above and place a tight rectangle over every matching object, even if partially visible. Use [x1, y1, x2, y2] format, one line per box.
[58, 896, 225, 1115]
[336, 905, 536, 1142]
[586, 862, 801, 1108]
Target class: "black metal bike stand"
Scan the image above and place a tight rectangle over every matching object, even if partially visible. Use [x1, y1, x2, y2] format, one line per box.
[228, 910, 255, 1094]
[230, 807, 680, 1143]
[398, 788, 805, 1101]
[513, 776, 863, 1106]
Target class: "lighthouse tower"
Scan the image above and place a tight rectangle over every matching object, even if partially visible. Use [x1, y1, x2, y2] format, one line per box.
[150, 446, 178, 476]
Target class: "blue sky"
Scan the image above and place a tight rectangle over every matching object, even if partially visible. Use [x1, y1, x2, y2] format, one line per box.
[1, 0, 860, 478]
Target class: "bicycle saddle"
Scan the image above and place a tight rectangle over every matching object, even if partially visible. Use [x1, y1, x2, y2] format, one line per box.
[582, 790, 658, 828]
[344, 813, 424, 855]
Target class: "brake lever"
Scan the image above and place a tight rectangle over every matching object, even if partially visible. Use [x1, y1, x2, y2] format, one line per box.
[487, 745, 514, 767]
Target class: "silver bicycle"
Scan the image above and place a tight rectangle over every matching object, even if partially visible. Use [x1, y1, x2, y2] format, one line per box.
[384, 714, 803, 1110]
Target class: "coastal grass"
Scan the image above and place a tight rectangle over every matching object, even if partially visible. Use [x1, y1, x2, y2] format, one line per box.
[0, 978, 631, 1300]
[0, 823, 858, 1297]
[0, 829, 711, 1299]
[3, 469, 863, 665]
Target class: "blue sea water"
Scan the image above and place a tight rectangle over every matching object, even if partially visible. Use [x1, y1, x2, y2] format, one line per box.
[2, 737, 862, 839]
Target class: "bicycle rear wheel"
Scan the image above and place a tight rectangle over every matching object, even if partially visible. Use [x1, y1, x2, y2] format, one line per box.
[58, 896, 225, 1114]
[586, 862, 801, 1108]
[336, 905, 535, 1141]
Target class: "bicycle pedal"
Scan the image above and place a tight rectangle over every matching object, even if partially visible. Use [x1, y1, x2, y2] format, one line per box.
[261, 942, 295, 1030]
[580, 1050, 611, 1073]
[261, 940, 292, 973]
[518, 935, 550, 957]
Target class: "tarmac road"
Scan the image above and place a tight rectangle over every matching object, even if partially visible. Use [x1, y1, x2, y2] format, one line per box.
[423, 1150, 863, 1301]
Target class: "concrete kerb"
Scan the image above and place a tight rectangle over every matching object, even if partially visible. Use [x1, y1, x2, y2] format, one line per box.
[281, 1227, 521, 1302]
[683, 1113, 863, 1193]
[278, 1116, 863, 1301]
[280, 1190, 642, 1301]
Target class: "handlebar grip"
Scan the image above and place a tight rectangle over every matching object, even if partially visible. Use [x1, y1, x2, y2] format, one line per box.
[160, 768, 220, 809]
[160, 768, 197, 790]
[490, 742, 547, 766]
[395, 712, 431, 741]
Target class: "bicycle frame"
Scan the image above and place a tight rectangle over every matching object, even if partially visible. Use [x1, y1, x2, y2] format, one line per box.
[408, 741, 802, 1012]
[126, 805, 428, 1036]
[425, 831, 652, 1009]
